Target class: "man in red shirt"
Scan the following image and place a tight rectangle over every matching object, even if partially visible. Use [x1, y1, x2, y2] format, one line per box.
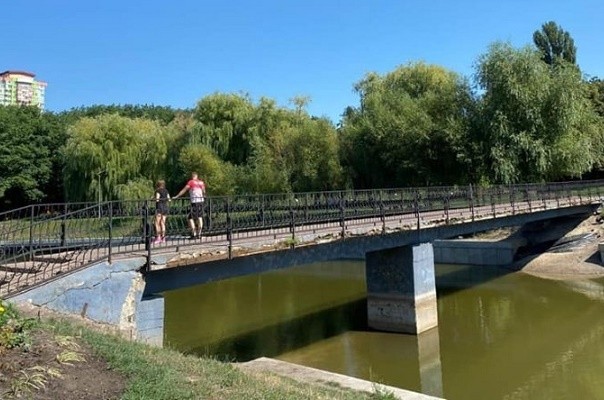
[174, 172, 206, 239]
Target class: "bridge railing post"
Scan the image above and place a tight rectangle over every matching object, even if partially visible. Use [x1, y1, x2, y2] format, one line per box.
[444, 190, 450, 225]
[414, 189, 421, 230]
[28, 206, 34, 261]
[289, 196, 296, 248]
[304, 193, 309, 222]
[526, 184, 532, 212]
[469, 184, 475, 222]
[143, 200, 151, 271]
[226, 198, 233, 259]
[340, 191, 346, 237]
[510, 185, 516, 215]
[490, 188, 496, 218]
[60, 203, 67, 248]
[108, 202, 113, 264]
[382, 190, 388, 233]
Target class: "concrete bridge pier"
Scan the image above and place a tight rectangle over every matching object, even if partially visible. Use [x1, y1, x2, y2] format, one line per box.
[365, 243, 438, 334]
[417, 327, 443, 398]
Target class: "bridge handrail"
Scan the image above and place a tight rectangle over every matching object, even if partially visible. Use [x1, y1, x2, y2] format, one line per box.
[1, 179, 603, 298]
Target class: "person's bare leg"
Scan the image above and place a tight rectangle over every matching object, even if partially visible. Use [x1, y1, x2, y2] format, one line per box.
[188, 219, 196, 238]
[154, 215, 162, 243]
[160, 215, 167, 242]
[197, 217, 203, 237]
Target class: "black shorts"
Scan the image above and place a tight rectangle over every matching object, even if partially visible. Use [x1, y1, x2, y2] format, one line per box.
[188, 202, 204, 219]
[156, 203, 169, 215]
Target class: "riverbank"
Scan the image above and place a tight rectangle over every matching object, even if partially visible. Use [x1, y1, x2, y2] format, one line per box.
[512, 213, 604, 280]
[1, 304, 416, 400]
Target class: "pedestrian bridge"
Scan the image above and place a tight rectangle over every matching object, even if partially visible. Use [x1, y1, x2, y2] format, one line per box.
[2, 181, 603, 344]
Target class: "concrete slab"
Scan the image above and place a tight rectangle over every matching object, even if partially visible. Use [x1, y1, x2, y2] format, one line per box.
[237, 357, 444, 400]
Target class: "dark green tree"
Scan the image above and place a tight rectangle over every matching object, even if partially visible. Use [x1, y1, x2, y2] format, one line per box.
[0, 106, 66, 209]
[533, 21, 577, 65]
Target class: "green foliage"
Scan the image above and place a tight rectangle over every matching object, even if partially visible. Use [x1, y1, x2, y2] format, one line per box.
[0, 106, 66, 208]
[192, 93, 256, 165]
[177, 144, 236, 195]
[533, 21, 577, 65]
[0, 300, 35, 350]
[473, 42, 603, 183]
[586, 77, 604, 118]
[63, 114, 168, 201]
[339, 62, 473, 187]
[59, 104, 186, 126]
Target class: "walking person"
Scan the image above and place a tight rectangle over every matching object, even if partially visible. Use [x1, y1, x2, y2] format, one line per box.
[153, 180, 171, 244]
[174, 172, 206, 239]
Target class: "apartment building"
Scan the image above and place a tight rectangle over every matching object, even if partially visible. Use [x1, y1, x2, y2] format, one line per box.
[0, 70, 47, 109]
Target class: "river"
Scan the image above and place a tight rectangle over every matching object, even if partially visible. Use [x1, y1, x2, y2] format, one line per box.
[163, 261, 604, 400]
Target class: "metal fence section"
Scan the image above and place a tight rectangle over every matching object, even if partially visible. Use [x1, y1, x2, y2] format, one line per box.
[1, 180, 603, 298]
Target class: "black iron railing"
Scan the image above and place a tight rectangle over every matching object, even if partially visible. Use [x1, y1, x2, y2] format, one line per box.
[1, 180, 603, 298]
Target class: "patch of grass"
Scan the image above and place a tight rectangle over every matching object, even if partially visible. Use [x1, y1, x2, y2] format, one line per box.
[46, 317, 392, 400]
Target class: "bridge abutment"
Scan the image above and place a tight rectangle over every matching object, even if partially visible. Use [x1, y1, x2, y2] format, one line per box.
[10, 257, 164, 347]
[365, 243, 438, 334]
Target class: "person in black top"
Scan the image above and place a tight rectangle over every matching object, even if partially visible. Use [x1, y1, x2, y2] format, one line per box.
[153, 180, 171, 244]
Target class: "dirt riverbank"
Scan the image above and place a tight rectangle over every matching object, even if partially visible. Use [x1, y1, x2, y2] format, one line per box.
[507, 214, 604, 280]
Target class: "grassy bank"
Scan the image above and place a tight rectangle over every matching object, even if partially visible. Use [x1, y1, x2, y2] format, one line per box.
[1, 304, 395, 400]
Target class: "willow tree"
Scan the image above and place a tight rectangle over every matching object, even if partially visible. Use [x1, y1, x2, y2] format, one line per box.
[473, 42, 602, 183]
[192, 93, 256, 165]
[339, 62, 473, 188]
[63, 114, 168, 201]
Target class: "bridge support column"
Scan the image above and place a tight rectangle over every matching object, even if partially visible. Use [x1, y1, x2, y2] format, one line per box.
[135, 294, 164, 347]
[365, 242, 437, 334]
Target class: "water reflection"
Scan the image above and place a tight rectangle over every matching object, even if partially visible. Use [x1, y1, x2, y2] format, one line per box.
[164, 261, 604, 400]
[164, 261, 367, 361]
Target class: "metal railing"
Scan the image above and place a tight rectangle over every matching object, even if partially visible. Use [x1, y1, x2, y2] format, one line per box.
[1, 180, 603, 298]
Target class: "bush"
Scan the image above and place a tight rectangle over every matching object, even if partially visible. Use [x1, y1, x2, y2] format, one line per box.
[0, 300, 35, 350]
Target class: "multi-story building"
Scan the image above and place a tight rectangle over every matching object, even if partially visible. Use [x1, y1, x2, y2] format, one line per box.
[0, 70, 47, 109]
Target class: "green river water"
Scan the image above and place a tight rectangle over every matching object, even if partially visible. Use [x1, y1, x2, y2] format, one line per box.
[164, 261, 604, 400]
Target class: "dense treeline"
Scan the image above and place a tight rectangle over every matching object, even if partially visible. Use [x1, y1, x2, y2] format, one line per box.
[1, 21, 604, 210]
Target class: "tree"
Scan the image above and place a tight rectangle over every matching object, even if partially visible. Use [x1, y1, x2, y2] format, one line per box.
[59, 104, 186, 126]
[177, 144, 235, 196]
[192, 93, 256, 166]
[63, 114, 168, 201]
[339, 62, 473, 188]
[0, 106, 66, 209]
[586, 77, 604, 118]
[533, 21, 577, 65]
[473, 42, 602, 183]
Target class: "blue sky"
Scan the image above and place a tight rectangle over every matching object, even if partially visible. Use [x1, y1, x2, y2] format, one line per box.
[4, 1, 603, 123]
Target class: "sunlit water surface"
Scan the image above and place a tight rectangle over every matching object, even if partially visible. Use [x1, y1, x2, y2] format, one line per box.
[164, 261, 604, 400]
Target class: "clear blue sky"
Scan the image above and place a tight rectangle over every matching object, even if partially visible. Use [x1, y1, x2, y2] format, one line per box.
[4, 1, 603, 123]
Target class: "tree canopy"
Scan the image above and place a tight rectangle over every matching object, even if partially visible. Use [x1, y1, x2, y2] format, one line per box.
[339, 62, 473, 187]
[0, 106, 65, 209]
[533, 21, 577, 65]
[473, 42, 602, 183]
